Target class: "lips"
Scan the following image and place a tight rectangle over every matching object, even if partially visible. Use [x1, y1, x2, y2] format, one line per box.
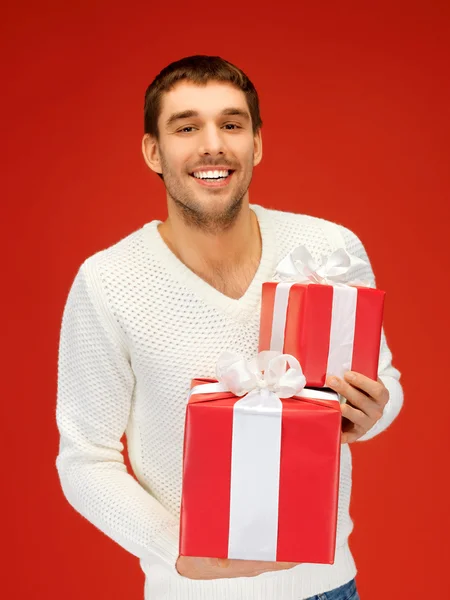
[190, 170, 235, 188]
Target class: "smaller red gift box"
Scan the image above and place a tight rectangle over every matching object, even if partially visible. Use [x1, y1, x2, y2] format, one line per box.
[258, 246, 385, 387]
[179, 352, 342, 564]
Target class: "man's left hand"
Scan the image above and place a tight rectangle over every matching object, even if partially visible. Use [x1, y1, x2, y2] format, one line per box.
[325, 372, 389, 443]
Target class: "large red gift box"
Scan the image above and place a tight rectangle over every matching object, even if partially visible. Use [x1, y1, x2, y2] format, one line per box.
[259, 281, 385, 387]
[179, 376, 342, 564]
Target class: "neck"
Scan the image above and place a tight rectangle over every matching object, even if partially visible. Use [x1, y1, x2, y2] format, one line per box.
[157, 201, 261, 278]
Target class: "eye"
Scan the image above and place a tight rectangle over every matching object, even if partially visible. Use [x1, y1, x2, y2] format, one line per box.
[223, 123, 241, 130]
[178, 126, 197, 133]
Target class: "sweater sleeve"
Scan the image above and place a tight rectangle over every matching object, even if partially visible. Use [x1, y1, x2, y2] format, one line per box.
[337, 225, 404, 442]
[55, 257, 180, 569]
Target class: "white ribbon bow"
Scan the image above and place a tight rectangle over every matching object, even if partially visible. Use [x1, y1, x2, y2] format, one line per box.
[215, 350, 306, 399]
[275, 245, 370, 286]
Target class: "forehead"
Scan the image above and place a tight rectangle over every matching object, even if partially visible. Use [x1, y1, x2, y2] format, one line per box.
[159, 80, 248, 121]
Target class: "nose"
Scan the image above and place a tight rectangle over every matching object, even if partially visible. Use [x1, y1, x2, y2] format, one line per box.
[197, 123, 226, 157]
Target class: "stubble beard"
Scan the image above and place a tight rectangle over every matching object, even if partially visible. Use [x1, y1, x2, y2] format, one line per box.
[159, 152, 253, 235]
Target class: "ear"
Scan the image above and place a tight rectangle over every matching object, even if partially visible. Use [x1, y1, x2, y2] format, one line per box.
[253, 128, 263, 167]
[142, 134, 162, 174]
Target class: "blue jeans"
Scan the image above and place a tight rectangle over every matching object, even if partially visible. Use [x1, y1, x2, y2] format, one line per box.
[305, 578, 360, 600]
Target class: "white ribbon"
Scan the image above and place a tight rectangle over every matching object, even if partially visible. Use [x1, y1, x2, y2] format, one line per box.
[270, 246, 370, 378]
[188, 351, 339, 561]
[275, 245, 370, 286]
[215, 349, 306, 399]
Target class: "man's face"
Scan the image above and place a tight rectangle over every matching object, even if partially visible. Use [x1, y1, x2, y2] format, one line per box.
[146, 80, 262, 230]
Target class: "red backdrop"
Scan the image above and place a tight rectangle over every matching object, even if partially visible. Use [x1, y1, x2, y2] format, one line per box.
[4, 1, 450, 598]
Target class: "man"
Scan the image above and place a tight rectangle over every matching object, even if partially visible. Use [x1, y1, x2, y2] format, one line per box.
[56, 55, 403, 600]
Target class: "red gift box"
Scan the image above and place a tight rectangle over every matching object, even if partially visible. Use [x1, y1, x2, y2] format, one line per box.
[259, 281, 385, 387]
[179, 368, 342, 564]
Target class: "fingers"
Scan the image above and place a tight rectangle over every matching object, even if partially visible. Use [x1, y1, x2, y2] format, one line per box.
[326, 375, 383, 421]
[216, 558, 299, 575]
[178, 556, 300, 579]
[341, 428, 362, 444]
[216, 559, 273, 579]
[343, 372, 389, 408]
[273, 561, 301, 569]
[340, 402, 372, 431]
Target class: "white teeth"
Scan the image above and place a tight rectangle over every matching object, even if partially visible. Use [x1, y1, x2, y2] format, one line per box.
[193, 170, 230, 179]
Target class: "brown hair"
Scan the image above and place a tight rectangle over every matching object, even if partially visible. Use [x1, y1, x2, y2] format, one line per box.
[143, 55, 263, 141]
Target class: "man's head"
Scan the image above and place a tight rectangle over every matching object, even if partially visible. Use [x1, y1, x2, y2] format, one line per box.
[141, 55, 263, 232]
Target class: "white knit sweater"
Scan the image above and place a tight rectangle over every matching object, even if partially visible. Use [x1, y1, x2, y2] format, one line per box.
[55, 203, 403, 600]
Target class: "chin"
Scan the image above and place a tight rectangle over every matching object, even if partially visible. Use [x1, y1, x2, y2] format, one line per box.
[185, 197, 244, 230]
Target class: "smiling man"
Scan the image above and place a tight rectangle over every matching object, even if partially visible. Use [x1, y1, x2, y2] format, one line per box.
[141, 74, 264, 302]
[56, 55, 403, 600]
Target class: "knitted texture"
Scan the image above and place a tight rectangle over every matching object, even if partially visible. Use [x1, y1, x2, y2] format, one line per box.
[56, 203, 403, 600]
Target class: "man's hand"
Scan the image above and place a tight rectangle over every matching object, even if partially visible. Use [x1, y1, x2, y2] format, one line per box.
[326, 371, 389, 443]
[175, 555, 300, 580]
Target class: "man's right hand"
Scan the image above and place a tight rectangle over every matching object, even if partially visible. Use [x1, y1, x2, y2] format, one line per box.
[175, 555, 300, 580]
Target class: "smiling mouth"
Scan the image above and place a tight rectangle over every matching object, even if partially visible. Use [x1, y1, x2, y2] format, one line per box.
[189, 170, 235, 187]
[189, 169, 235, 181]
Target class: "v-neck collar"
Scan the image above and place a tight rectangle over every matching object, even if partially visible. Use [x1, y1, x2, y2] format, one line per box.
[142, 204, 276, 320]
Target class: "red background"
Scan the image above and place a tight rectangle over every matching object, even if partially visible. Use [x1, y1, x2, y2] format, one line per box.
[4, 1, 450, 598]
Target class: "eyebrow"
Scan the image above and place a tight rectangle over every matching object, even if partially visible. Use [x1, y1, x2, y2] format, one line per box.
[165, 107, 251, 128]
